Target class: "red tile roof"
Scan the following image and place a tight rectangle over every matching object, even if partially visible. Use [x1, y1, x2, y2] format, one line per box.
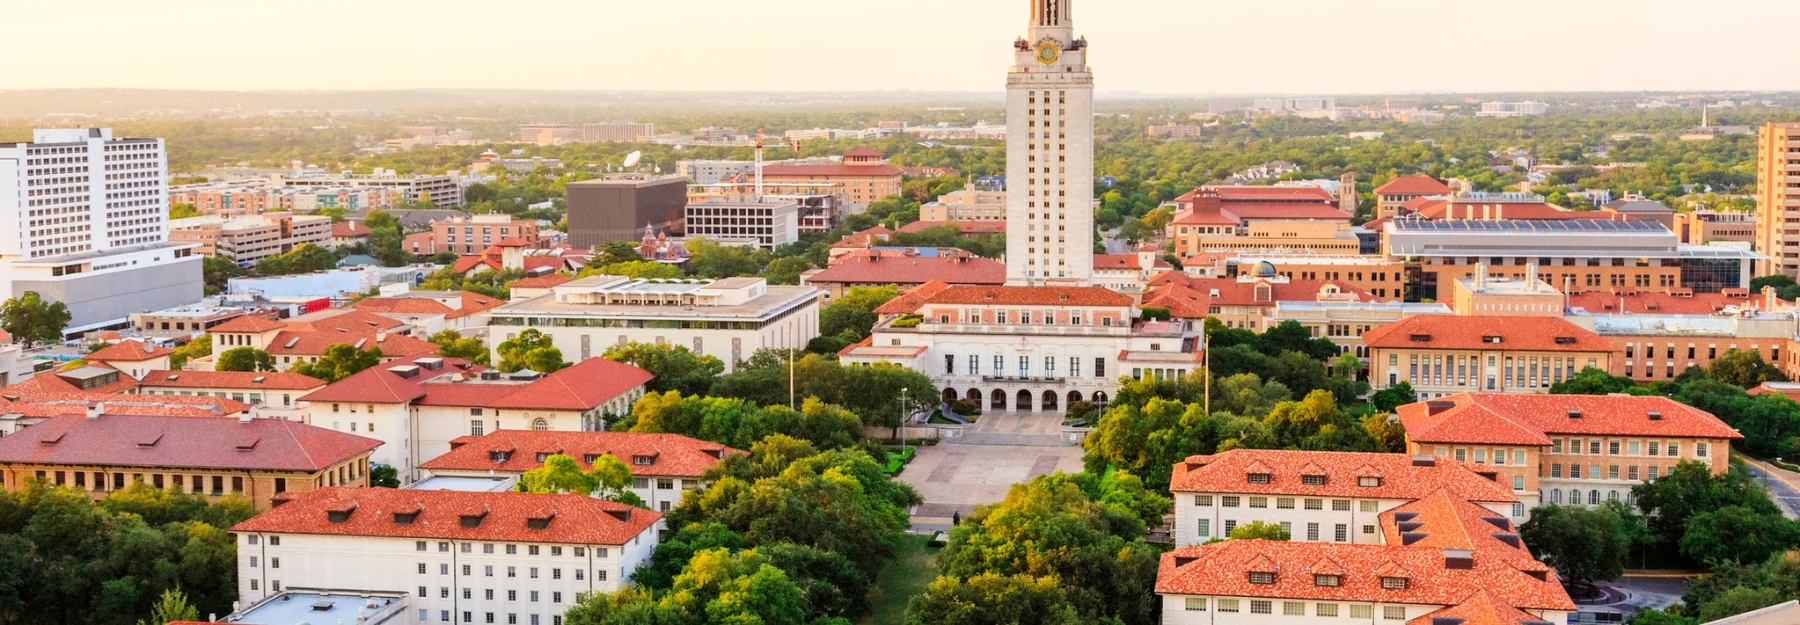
[1169, 450, 1517, 503]
[808, 254, 1005, 286]
[301, 356, 650, 412]
[1361, 316, 1612, 352]
[230, 487, 660, 547]
[1142, 273, 1373, 317]
[921, 285, 1134, 307]
[1379, 492, 1543, 570]
[1398, 393, 1742, 444]
[509, 274, 573, 289]
[874, 280, 953, 315]
[1565, 289, 1777, 315]
[283, 310, 410, 333]
[832, 226, 894, 249]
[354, 292, 505, 320]
[1093, 254, 1142, 270]
[332, 222, 372, 238]
[452, 255, 567, 274]
[211, 315, 287, 334]
[1749, 382, 1800, 403]
[1155, 540, 1573, 611]
[86, 340, 173, 363]
[901, 166, 960, 178]
[138, 370, 327, 391]
[491, 238, 530, 248]
[761, 164, 903, 178]
[266, 329, 438, 359]
[1375, 175, 1454, 196]
[0, 414, 379, 472]
[1196, 185, 1337, 203]
[420, 431, 743, 478]
[1408, 591, 1551, 625]
[842, 147, 885, 158]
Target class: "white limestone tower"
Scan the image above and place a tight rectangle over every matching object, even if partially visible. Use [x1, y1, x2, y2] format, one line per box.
[1005, 0, 1095, 286]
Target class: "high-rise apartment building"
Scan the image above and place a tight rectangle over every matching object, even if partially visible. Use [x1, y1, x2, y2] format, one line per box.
[1005, 0, 1095, 285]
[1755, 122, 1800, 277]
[0, 128, 202, 333]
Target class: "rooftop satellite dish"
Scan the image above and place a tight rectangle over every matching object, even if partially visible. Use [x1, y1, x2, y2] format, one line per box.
[622, 151, 642, 169]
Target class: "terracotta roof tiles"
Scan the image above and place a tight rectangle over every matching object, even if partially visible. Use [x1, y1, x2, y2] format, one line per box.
[1397, 393, 1742, 444]
[1155, 540, 1573, 611]
[808, 255, 1005, 286]
[85, 339, 173, 362]
[1375, 175, 1454, 196]
[1361, 316, 1612, 352]
[1169, 450, 1517, 503]
[230, 487, 660, 547]
[420, 431, 742, 479]
[138, 370, 327, 391]
[0, 414, 379, 472]
[921, 285, 1133, 307]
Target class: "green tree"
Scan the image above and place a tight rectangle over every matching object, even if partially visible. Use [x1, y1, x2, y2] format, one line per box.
[1369, 381, 1416, 412]
[580, 260, 684, 280]
[1633, 461, 1785, 560]
[369, 226, 409, 266]
[1626, 609, 1694, 625]
[587, 454, 645, 507]
[603, 342, 725, 396]
[200, 256, 243, 296]
[369, 465, 400, 488]
[1710, 349, 1789, 388]
[0, 291, 71, 348]
[687, 237, 767, 278]
[429, 329, 490, 366]
[292, 344, 384, 383]
[496, 329, 567, 373]
[254, 243, 337, 275]
[763, 257, 814, 285]
[168, 203, 202, 220]
[136, 587, 199, 625]
[1228, 521, 1292, 541]
[904, 573, 1081, 625]
[1680, 506, 1799, 566]
[516, 453, 598, 496]
[1699, 587, 1788, 623]
[215, 347, 276, 372]
[1551, 367, 1644, 395]
[168, 335, 212, 370]
[819, 285, 899, 340]
[363, 208, 400, 232]
[590, 242, 642, 268]
[1363, 412, 1409, 453]
[1518, 504, 1630, 587]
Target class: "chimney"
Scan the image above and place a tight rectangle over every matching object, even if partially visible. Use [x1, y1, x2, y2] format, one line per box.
[1526, 264, 1539, 290]
[241, 404, 258, 424]
[86, 402, 103, 420]
[376, 331, 387, 343]
[1474, 263, 1487, 290]
[1497, 205, 1505, 220]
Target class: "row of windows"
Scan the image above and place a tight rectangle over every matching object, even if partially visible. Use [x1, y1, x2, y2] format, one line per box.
[416, 562, 595, 583]
[946, 355, 1106, 378]
[411, 540, 612, 557]
[1546, 438, 1704, 458]
[1182, 598, 1404, 620]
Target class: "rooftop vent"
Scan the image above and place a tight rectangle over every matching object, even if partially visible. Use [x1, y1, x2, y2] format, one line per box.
[1443, 548, 1475, 570]
[393, 511, 420, 526]
[1648, 410, 1663, 421]
[416, 357, 445, 371]
[1425, 400, 1455, 416]
[325, 501, 357, 523]
[1567, 409, 1582, 419]
[1398, 521, 1424, 533]
[1482, 516, 1511, 531]
[605, 509, 633, 523]
[388, 365, 421, 379]
[1482, 335, 1502, 344]
[1492, 533, 1522, 548]
[1554, 336, 1576, 345]
[252, 376, 265, 384]
[1409, 334, 1432, 342]
[1173, 555, 1200, 568]
[1393, 512, 1419, 523]
[1401, 532, 1429, 545]
[1411, 455, 1436, 467]
[480, 371, 503, 381]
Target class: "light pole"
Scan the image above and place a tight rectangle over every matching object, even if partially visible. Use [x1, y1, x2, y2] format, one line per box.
[899, 387, 908, 449]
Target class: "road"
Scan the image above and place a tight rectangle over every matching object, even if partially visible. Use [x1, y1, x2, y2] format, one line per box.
[1737, 454, 1800, 519]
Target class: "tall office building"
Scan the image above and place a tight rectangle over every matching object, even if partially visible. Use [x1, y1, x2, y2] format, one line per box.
[0, 128, 202, 333]
[1756, 122, 1800, 277]
[1005, 0, 1095, 285]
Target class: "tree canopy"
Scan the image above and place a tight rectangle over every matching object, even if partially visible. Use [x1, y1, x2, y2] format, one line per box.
[0, 292, 71, 348]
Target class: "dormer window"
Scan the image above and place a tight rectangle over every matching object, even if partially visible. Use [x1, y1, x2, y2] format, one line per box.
[393, 511, 419, 526]
[1246, 473, 1272, 485]
[1482, 336, 1502, 344]
[583, 454, 601, 464]
[633, 455, 655, 466]
[1554, 337, 1576, 345]
[1248, 572, 1276, 585]
[1313, 574, 1341, 587]
[459, 512, 488, 528]
[1358, 477, 1382, 488]
[1301, 475, 1326, 486]
[1409, 334, 1432, 342]
[489, 451, 511, 463]
[535, 452, 551, 462]
[1380, 576, 1409, 590]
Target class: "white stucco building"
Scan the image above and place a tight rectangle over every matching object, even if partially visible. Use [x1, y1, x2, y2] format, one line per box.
[489, 276, 821, 372]
[1168, 450, 1522, 548]
[299, 356, 653, 482]
[231, 488, 661, 625]
[419, 430, 746, 513]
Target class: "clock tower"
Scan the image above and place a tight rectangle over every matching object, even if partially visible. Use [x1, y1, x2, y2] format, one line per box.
[1005, 0, 1094, 285]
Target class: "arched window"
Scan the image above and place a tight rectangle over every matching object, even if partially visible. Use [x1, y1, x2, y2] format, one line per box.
[532, 419, 549, 431]
[1550, 489, 1562, 504]
[1568, 489, 1579, 505]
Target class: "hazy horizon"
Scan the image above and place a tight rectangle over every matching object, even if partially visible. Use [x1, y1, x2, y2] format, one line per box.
[9, 0, 1800, 94]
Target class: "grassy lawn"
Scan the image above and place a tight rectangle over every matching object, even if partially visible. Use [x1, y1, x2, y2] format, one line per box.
[860, 534, 938, 625]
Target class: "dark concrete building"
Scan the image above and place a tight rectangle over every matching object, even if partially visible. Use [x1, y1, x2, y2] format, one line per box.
[566, 175, 689, 248]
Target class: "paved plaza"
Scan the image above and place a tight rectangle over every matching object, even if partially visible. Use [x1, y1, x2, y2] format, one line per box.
[898, 411, 1086, 524]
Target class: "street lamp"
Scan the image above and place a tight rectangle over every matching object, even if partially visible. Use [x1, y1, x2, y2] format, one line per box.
[899, 387, 909, 451]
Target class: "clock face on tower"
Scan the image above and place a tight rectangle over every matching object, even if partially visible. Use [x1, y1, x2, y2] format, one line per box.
[1036, 42, 1060, 65]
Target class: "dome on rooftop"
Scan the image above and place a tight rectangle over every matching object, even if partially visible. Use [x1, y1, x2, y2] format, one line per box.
[1252, 261, 1279, 278]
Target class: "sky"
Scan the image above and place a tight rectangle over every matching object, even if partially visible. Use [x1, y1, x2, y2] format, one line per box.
[8, 0, 1800, 95]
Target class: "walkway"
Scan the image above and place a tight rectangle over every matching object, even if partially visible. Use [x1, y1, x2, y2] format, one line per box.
[899, 410, 1086, 526]
[1737, 453, 1800, 519]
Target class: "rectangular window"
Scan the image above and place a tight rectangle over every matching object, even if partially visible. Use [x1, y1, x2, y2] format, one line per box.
[1197, 519, 1210, 538]
[1306, 522, 1320, 541]
[1250, 600, 1273, 615]
[1318, 604, 1340, 617]
[1332, 500, 1350, 511]
[1385, 606, 1407, 620]
[1184, 598, 1206, 611]
[1221, 496, 1240, 508]
[1248, 497, 1267, 508]
[1304, 499, 1323, 510]
[1352, 605, 1373, 619]
[1194, 495, 1213, 507]
[1218, 600, 1240, 613]
[1276, 498, 1295, 509]
[1334, 524, 1348, 542]
[1359, 500, 1377, 513]
[1284, 602, 1306, 616]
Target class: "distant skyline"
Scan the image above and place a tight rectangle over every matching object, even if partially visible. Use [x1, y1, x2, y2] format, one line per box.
[9, 0, 1800, 95]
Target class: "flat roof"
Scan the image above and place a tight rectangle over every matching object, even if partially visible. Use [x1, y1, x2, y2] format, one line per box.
[406, 475, 518, 492]
[1388, 218, 1666, 233]
[229, 591, 408, 624]
[496, 286, 821, 321]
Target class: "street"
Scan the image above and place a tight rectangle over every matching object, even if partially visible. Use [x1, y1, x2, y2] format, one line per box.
[1737, 454, 1800, 519]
